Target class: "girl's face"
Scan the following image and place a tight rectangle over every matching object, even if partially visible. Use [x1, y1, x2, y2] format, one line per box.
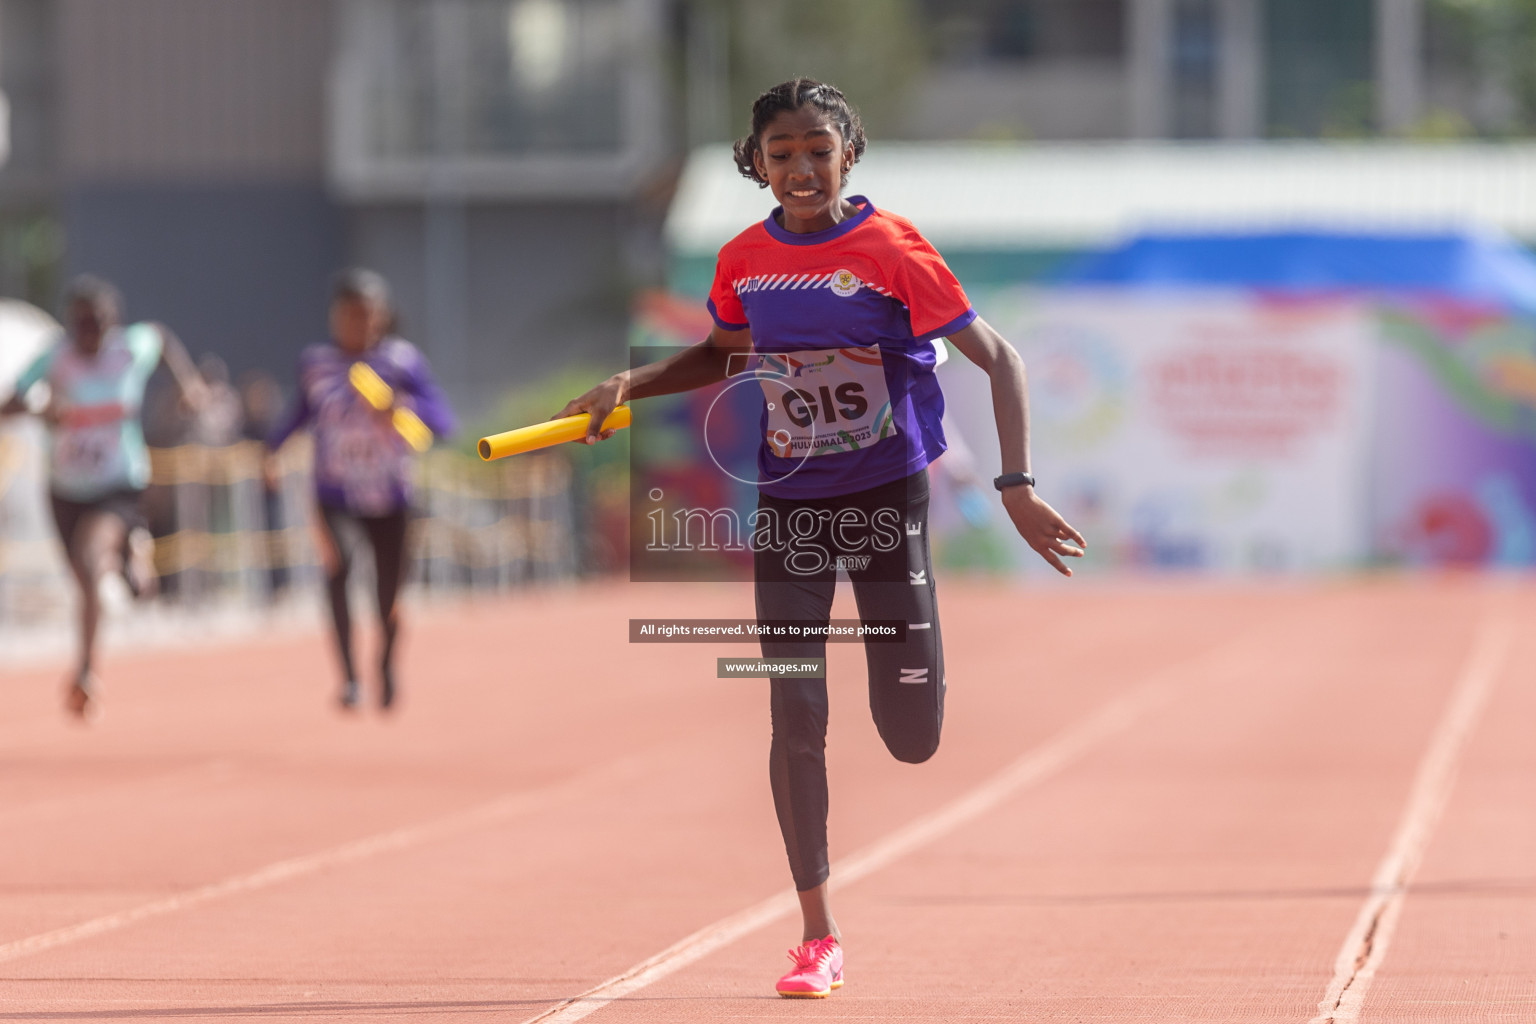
[330, 295, 389, 354]
[752, 106, 855, 234]
[68, 298, 116, 355]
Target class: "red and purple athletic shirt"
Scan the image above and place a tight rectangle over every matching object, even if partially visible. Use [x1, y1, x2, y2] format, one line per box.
[707, 196, 975, 501]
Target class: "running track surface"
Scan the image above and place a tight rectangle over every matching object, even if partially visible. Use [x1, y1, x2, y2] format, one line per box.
[1, 576, 1533, 1022]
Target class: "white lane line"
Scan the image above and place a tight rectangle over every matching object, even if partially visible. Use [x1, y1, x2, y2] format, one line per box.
[520, 644, 1239, 1024]
[1309, 617, 1513, 1024]
[0, 757, 641, 966]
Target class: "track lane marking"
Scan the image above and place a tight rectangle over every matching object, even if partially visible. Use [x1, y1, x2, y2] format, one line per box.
[0, 757, 643, 966]
[518, 639, 1261, 1024]
[1309, 616, 1513, 1024]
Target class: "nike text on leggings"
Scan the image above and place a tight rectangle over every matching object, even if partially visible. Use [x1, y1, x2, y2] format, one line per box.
[755, 469, 944, 892]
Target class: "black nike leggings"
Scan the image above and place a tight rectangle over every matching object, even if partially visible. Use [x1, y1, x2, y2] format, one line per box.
[755, 469, 944, 892]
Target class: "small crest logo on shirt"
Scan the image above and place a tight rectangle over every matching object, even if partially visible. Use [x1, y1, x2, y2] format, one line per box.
[829, 270, 861, 297]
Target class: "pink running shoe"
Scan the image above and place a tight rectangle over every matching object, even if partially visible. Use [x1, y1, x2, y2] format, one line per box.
[776, 935, 844, 998]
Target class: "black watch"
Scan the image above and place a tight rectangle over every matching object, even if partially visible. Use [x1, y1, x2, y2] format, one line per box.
[993, 471, 1035, 492]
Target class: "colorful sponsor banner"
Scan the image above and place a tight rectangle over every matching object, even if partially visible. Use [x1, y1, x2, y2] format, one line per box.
[1370, 301, 1536, 566]
[947, 289, 1377, 572]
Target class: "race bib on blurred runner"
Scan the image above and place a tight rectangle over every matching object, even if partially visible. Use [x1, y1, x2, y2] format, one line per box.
[756, 345, 896, 459]
[320, 418, 404, 515]
[52, 422, 125, 492]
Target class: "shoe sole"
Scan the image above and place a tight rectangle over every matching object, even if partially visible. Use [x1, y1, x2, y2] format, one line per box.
[777, 977, 842, 998]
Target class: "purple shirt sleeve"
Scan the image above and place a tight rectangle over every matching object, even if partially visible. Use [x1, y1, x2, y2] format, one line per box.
[265, 357, 314, 450]
[392, 344, 456, 438]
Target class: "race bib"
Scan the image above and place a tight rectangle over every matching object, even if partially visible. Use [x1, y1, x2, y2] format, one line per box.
[756, 345, 897, 459]
[320, 419, 402, 514]
[53, 422, 124, 489]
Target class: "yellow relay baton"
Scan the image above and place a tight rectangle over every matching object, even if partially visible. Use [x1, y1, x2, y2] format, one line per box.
[478, 406, 632, 461]
[349, 361, 433, 452]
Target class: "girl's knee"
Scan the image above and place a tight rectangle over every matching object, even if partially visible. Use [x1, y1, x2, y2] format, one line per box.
[887, 732, 940, 764]
[770, 680, 829, 739]
[771, 692, 828, 735]
[877, 707, 941, 763]
[76, 540, 117, 584]
[65, 547, 95, 585]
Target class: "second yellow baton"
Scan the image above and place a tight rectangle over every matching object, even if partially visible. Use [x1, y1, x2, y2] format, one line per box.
[349, 361, 433, 452]
[478, 406, 632, 461]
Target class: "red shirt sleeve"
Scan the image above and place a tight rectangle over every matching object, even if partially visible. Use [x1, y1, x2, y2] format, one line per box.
[706, 247, 749, 330]
[886, 224, 976, 341]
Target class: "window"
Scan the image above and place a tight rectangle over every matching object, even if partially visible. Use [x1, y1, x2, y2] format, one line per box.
[922, 0, 1124, 64]
[1172, 0, 1218, 138]
[331, 0, 666, 199]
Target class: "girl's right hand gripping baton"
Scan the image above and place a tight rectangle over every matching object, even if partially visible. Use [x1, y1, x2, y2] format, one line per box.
[478, 405, 632, 461]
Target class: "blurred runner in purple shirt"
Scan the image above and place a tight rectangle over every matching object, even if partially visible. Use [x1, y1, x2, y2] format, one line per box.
[266, 268, 455, 711]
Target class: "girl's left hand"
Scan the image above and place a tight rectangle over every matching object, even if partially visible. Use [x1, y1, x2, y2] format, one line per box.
[1001, 486, 1086, 576]
[178, 378, 212, 418]
[261, 451, 282, 492]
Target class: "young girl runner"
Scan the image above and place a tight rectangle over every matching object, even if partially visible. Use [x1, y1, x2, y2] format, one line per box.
[1, 275, 208, 718]
[265, 269, 455, 711]
[559, 78, 1085, 997]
